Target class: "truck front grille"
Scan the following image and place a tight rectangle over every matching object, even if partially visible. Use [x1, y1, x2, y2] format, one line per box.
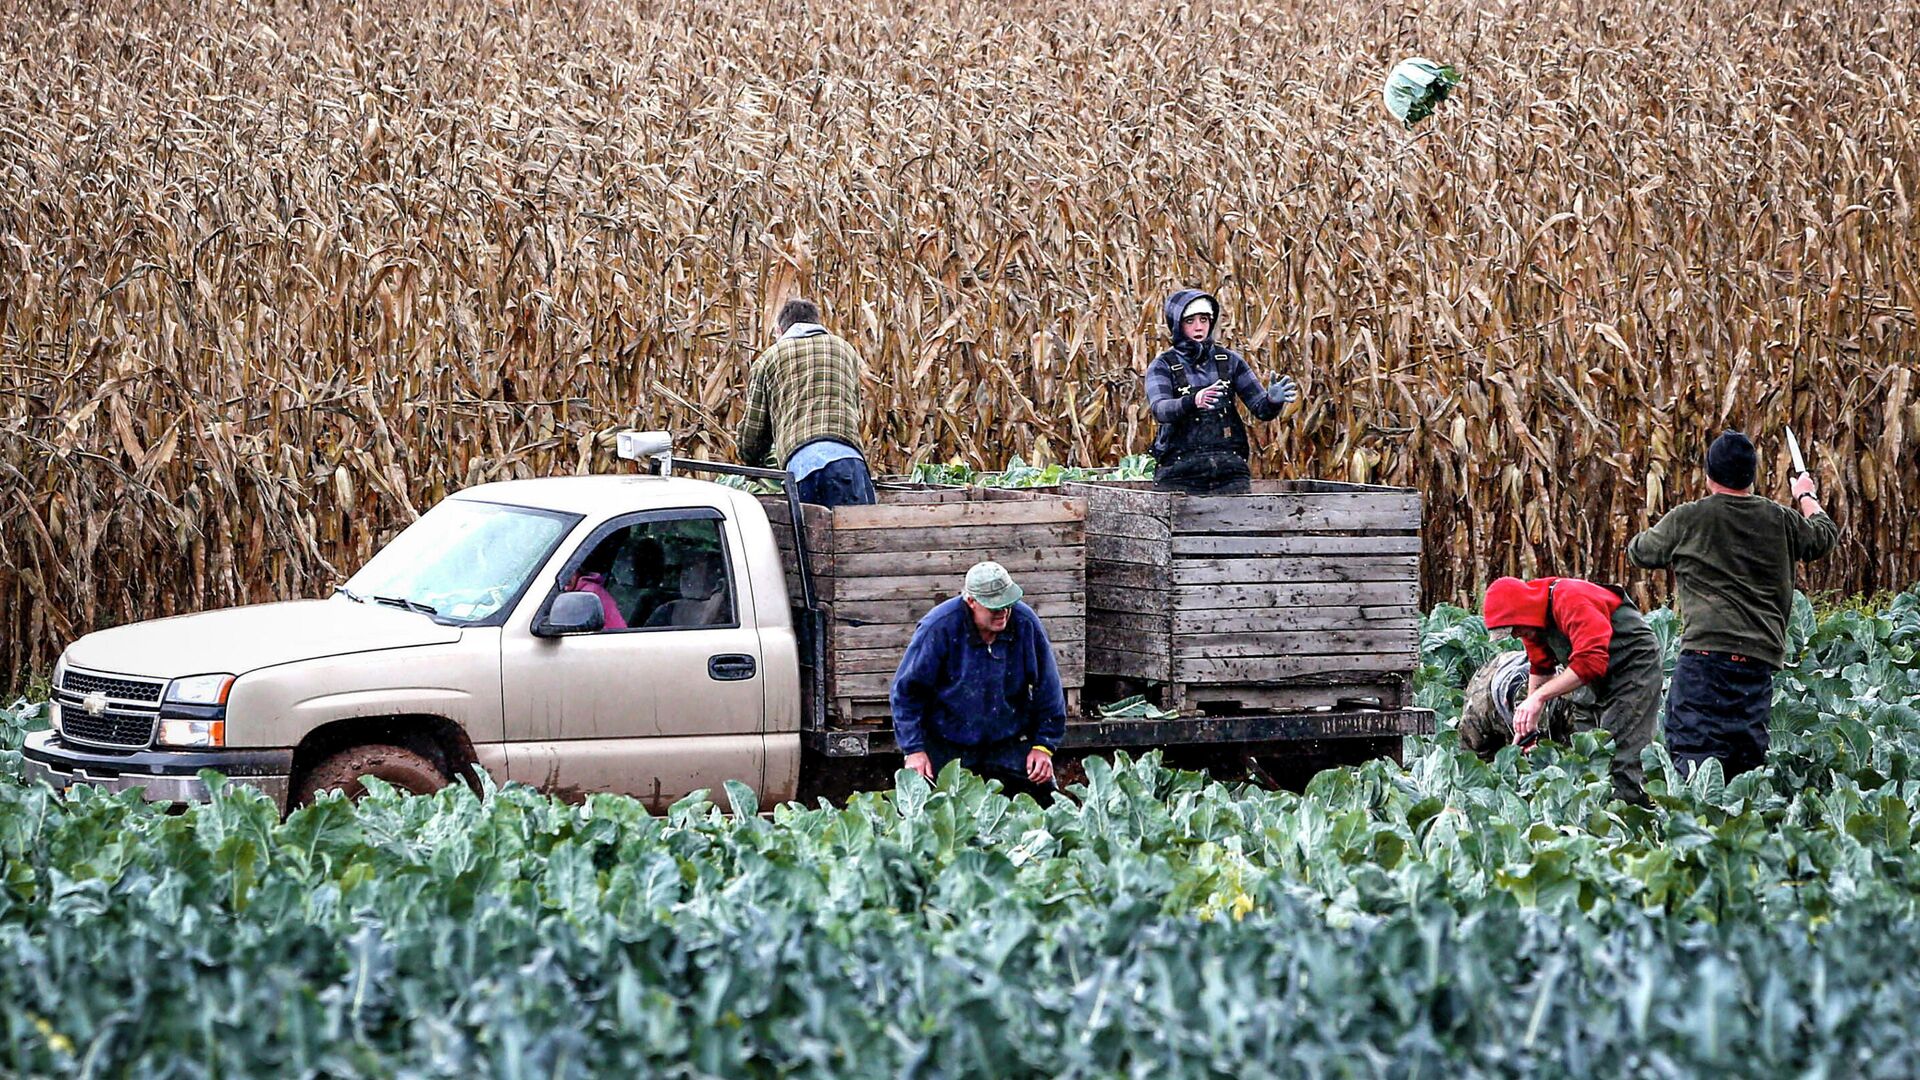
[59, 709, 157, 749]
[55, 667, 165, 749]
[60, 670, 164, 705]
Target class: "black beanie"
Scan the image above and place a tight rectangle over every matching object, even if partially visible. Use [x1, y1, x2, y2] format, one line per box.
[1706, 430, 1757, 489]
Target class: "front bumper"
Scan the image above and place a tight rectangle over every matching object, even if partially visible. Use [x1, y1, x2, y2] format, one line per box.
[21, 730, 295, 814]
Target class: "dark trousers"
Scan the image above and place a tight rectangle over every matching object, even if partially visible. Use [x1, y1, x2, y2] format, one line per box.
[1554, 625, 1664, 806]
[1152, 451, 1252, 494]
[927, 734, 1057, 802]
[1666, 651, 1774, 779]
[969, 764, 1059, 803]
[795, 456, 876, 507]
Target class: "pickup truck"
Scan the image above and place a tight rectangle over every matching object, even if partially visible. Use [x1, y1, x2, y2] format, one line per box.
[22, 441, 1432, 813]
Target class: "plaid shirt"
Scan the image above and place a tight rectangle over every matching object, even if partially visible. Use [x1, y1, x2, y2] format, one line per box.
[737, 329, 866, 467]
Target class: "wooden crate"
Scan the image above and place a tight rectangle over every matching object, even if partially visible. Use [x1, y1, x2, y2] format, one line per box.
[1065, 479, 1421, 713]
[761, 488, 1087, 727]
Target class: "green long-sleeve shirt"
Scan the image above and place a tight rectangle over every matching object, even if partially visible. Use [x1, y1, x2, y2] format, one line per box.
[1626, 493, 1839, 668]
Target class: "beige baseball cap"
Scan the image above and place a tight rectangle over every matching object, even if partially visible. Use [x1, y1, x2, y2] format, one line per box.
[963, 561, 1024, 610]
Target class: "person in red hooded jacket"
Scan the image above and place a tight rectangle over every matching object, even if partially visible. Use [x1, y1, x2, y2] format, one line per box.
[1481, 576, 1664, 805]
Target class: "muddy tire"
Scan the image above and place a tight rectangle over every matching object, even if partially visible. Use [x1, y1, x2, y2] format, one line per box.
[294, 744, 448, 806]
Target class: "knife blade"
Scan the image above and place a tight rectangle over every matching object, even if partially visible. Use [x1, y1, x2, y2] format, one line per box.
[1786, 426, 1807, 476]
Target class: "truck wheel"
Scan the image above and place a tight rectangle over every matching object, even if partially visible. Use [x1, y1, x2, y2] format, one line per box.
[295, 744, 448, 805]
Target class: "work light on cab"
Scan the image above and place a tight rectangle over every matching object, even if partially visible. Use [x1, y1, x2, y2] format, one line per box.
[616, 430, 675, 473]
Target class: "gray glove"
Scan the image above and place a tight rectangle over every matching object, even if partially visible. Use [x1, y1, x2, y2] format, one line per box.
[1270, 375, 1300, 405]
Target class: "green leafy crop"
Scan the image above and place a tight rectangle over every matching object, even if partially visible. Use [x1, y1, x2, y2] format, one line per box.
[906, 453, 1157, 489]
[3, 589, 1920, 1074]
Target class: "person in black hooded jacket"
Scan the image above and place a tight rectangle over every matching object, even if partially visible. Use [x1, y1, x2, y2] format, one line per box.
[1143, 289, 1300, 493]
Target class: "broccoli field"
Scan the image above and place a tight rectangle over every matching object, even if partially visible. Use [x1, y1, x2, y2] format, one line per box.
[4, 591, 1920, 1076]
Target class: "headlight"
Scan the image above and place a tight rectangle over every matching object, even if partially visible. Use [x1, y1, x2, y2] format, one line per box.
[48, 656, 66, 733]
[165, 674, 235, 706]
[158, 718, 226, 748]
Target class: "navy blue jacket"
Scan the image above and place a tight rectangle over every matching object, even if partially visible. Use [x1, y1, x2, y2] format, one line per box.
[890, 597, 1067, 766]
[1144, 289, 1288, 427]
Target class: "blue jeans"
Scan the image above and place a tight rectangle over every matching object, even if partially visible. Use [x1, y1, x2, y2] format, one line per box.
[795, 456, 876, 507]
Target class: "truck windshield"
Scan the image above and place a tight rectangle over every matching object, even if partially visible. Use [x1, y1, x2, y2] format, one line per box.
[341, 500, 577, 624]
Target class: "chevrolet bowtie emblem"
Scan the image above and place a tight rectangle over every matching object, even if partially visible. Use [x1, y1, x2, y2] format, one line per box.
[82, 692, 108, 716]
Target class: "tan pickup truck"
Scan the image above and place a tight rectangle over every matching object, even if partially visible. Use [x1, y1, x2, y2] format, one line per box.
[23, 442, 1433, 813]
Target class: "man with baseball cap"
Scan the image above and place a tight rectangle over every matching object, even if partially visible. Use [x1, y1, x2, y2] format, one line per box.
[1144, 288, 1300, 494]
[1628, 430, 1839, 778]
[890, 561, 1069, 800]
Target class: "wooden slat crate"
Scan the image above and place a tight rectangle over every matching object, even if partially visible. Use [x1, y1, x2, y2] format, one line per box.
[761, 488, 1087, 728]
[1065, 479, 1422, 714]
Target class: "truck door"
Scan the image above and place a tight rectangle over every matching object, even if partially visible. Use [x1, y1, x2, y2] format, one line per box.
[500, 507, 766, 810]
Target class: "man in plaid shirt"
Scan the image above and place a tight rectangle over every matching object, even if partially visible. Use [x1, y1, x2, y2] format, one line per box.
[737, 298, 876, 506]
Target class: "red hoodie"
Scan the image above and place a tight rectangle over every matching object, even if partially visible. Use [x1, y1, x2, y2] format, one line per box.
[1482, 576, 1622, 684]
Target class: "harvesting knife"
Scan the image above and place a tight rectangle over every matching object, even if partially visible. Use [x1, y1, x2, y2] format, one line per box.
[1786, 426, 1808, 477]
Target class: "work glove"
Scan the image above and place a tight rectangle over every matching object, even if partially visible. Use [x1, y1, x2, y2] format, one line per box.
[1270, 375, 1300, 405]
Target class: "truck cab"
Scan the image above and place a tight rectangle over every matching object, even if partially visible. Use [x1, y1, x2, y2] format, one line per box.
[24, 474, 805, 813]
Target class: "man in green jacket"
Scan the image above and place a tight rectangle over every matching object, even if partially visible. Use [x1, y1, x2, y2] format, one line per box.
[737, 298, 875, 506]
[1628, 430, 1840, 778]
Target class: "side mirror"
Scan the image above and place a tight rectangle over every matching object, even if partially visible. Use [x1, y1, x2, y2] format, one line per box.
[535, 591, 606, 637]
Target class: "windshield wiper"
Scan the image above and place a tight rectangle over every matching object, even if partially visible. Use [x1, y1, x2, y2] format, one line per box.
[334, 585, 366, 603]
[373, 595, 439, 616]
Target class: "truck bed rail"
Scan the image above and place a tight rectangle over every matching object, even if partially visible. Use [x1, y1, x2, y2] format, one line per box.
[809, 707, 1435, 757]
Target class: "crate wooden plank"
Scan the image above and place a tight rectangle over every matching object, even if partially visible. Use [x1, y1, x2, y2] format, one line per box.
[1087, 533, 1170, 566]
[1169, 534, 1421, 557]
[827, 498, 1086, 531]
[834, 640, 1087, 675]
[1175, 682, 1406, 711]
[877, 487, 979, 504]
[835, 699, 896, 721]
[1086, 561, 1171, 593]
[1087, 647, 1172, 682]
[1082, 510, 1173, 542]
[1173, 580, 1419, 611]
[1087, 584, 1173, 615]
[1174, 492, 1422, 534]
[1086, 608, 1173, 634]
[1085, 622, 1171, 656]
[834, 663, 1087, 701]
[830, 520, 1082, 556]
[1174, 653, 1416, 682]
[1170, 555, 1419, 586]
[1172, 628, 1419, 660]
[830, 544, 1084, 578]
[759, 504, 835, 546]
[830, 672, 897, 699]
[761, 517, 835, 548]
[1172, 606, 1419, 635]
[1278, 479, 1418, 495]
[829, 594, 1083, 625]
[834, 617, 1086, 651]
[1063, 481, 1177, 518]
[834, 569, 1084, 603]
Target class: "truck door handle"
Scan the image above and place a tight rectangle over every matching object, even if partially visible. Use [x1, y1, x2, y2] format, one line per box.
[708, 654, 757, 681]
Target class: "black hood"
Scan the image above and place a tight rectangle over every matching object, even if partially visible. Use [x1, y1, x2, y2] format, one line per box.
[1163, 289, 1221, 349]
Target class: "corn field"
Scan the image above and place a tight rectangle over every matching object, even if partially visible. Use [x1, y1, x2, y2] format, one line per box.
[2, 0, 1916, 685]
